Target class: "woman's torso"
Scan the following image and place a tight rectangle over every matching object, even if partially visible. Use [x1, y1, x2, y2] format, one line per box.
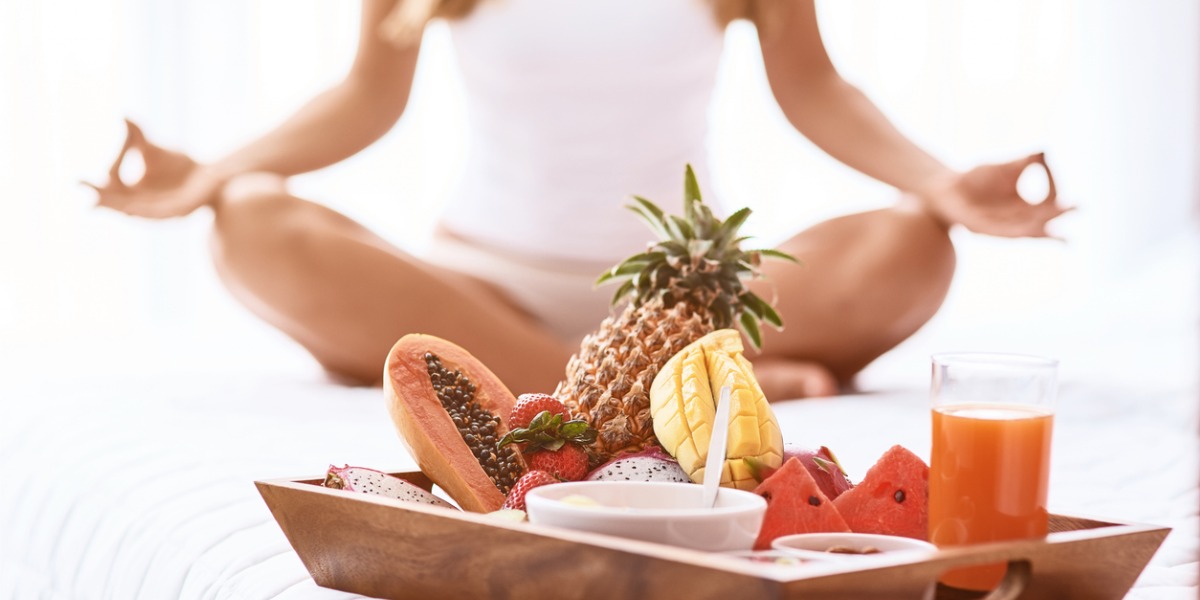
[440, 0, 726, 264]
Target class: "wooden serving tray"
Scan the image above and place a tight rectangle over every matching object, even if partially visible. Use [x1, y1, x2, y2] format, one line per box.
[256, 471, 1169, 600]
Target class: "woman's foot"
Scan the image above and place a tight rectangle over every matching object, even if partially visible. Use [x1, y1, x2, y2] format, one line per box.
[752, 358, 841, 400]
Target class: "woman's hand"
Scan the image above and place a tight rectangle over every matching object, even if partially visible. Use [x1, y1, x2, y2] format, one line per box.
[917, 153, 1073, 239]
[83, 120, 227, 219]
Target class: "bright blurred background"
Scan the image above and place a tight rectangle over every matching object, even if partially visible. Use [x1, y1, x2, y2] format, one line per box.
[1, 0, 1196, 391]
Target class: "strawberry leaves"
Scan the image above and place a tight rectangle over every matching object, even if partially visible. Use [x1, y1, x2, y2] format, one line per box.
[498, 410, 598, 453]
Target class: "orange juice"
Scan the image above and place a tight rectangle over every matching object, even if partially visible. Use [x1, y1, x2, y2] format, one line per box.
[929, 403, 1053, 591]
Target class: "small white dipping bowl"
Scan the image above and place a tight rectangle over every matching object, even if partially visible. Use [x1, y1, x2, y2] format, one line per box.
[771, 532, 937, 563]
[773, 534, 939, 600]
[524, 481, 766, 552]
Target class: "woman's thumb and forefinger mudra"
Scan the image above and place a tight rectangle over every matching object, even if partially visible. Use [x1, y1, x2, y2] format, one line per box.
[81, 119, 213, 219]
[1010, 152, 1074, 239]
[957, 152, 1075, 239]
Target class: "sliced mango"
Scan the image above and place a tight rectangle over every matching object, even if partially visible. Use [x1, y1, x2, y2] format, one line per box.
[649, 329, 784, 490]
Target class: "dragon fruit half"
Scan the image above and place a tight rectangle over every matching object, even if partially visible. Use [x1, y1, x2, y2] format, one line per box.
[324, 465, 456, 509]
[744, 444, 855, 500]
[585, 446, 691, 483]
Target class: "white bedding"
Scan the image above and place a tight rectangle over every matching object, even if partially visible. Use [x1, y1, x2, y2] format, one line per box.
[2, 267, 1196, 599]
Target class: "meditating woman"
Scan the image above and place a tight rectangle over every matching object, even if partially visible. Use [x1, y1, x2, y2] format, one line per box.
[85, 0, 1070, 399]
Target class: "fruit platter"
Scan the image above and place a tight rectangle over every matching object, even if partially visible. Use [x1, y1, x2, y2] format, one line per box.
[258, 169, 1168, 599]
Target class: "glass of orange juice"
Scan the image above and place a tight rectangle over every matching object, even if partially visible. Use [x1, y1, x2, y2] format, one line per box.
[929, 352, 1057, 592]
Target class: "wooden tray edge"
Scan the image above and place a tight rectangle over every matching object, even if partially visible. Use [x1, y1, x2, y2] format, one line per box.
[255, 471, 1173, 599]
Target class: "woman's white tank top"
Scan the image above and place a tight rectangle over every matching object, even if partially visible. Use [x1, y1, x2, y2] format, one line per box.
[441, 0, 726, 264]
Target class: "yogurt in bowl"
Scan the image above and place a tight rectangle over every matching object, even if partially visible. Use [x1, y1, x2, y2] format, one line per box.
[524, 481, 766, 552]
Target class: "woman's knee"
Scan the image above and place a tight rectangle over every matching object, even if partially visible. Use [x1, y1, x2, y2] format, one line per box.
[760, 205, 958, 380]
[779, 205, 956, 291]
[886, 203, 957, 284]
[219, 172, 289, 204]
[210, 174, 313, 259]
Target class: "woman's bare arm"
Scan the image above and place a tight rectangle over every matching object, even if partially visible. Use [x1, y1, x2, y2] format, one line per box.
[758, 0, 1071, 238]
[759, 0, 954, 195]
[88, 0, 421, 218]
[213, 0, 421, 179]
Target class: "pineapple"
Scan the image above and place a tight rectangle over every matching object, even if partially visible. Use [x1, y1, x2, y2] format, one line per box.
[554, 165, 794, 465]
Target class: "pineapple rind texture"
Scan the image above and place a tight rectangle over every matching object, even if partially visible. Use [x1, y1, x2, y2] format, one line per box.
[649, 329, 784, 490]
[555, 300, 713, 466]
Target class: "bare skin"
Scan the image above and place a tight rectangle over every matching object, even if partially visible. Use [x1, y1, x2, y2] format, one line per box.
[85, 0, 1071, 398]
[209, 173, 574, 394]
[751, 200, 957, 397]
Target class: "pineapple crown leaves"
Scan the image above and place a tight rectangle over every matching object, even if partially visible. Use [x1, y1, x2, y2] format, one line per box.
[595, 164, 796, 348]
[497, 410, 599, 453]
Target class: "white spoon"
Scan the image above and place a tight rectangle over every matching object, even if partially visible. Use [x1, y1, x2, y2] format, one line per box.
[701, 385, 732, 509]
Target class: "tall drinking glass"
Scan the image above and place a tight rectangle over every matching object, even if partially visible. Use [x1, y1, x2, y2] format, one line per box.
[929, 352, 1057, 591]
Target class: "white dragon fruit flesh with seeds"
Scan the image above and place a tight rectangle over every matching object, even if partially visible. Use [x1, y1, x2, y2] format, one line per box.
[584, 447, 691, 483]
[324, 465, 456, 509]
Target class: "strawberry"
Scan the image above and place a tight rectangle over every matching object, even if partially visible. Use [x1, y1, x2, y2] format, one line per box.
[502, 394, 597, 484]
[527, 444, 590, 482]
[510, 393, 570, 429]
[502, 469, 559, 511]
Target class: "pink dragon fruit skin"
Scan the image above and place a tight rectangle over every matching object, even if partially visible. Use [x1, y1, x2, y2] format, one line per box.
[743, 444, 856, 500]
[784, 445, 855, 500]
[584, 446, 691, 483]
[324, 465, 457, 509]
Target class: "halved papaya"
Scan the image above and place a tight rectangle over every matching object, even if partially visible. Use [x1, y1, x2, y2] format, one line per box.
[384, 334, 526, 513]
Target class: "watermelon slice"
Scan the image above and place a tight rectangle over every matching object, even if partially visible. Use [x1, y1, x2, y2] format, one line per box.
[752, 457, 851, 550]
[832, 445, 929, 540]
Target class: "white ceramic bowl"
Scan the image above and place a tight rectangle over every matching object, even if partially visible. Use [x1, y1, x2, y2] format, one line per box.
[524, 481, 766, 552]
[771, 532, 938, 563]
